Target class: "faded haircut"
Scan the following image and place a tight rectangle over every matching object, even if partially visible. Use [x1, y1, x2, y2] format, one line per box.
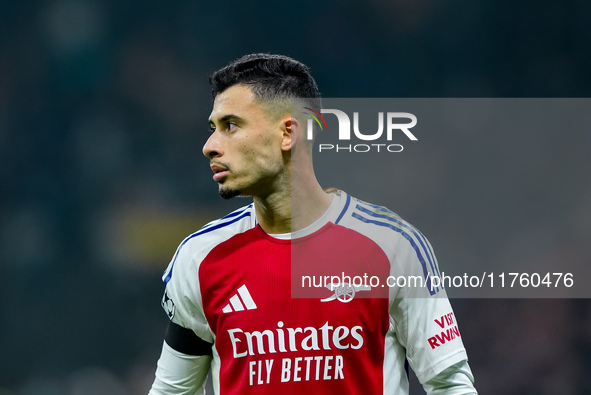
[209, 53, 322, 122]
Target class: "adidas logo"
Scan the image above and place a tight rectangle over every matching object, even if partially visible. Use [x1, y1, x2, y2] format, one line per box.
[222, 284, 257, 313]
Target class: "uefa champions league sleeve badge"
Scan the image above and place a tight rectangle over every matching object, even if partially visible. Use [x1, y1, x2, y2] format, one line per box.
[161, 289, 176, 319]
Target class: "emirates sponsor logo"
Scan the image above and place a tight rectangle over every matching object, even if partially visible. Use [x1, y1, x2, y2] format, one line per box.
[228, 321, 364, 359]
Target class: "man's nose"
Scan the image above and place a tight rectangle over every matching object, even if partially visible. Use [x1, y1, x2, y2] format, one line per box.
[203, 131, 222, 158]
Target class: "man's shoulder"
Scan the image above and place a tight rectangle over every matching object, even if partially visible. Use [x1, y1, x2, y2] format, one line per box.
[337, 192, 418, 237]
[162, 204, 256, 284]
[181, 203, 256, 250]
[338, 192, 442, 292]
[335, 191, 434, 258]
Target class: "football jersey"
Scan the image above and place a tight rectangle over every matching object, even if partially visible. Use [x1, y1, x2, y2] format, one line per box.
[161, 190, 469, 394]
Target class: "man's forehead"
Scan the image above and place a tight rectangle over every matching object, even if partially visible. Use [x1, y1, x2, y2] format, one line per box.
[209, 85, 259, 121]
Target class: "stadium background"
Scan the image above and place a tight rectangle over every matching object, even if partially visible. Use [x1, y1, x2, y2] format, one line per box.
[1, 0, 590, 393]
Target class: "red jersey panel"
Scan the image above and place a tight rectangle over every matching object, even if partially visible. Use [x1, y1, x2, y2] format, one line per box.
[200, 224, 390, 394]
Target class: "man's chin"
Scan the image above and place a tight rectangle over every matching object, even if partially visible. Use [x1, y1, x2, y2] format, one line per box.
[219, 187, 240, 200]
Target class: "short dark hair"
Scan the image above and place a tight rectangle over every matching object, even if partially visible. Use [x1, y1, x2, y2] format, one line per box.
[209, 53, 321, 114]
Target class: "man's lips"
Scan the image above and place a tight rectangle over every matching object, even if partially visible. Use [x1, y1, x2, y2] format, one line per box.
[210, 164, 229, 182]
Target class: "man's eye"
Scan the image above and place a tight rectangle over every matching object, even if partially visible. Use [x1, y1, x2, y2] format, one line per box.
[208, 125, 216, 133]
[227, 122, 238, 131]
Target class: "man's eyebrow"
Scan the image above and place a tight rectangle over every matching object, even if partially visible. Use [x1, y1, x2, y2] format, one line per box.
[209, 114, 244, 124]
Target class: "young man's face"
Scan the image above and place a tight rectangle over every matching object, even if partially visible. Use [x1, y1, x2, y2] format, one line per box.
[204, 84, 289, 199]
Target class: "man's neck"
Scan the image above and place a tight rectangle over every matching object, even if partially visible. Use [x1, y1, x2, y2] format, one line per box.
[253, 180, 332, 234]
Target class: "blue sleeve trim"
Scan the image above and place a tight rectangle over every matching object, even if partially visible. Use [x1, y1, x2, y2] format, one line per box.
[162, 210, 252, 284]
[355, 204, 441, 279]
[351, 212, 439, 295]
[334, 194, 351, 225]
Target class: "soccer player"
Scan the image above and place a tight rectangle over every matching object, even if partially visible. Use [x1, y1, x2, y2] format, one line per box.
[149, 53, 477, 394]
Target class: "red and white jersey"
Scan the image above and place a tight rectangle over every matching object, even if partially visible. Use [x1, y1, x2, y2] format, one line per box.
[161, 190, 469, 394]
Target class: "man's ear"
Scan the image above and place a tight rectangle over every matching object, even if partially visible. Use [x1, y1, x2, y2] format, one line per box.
[280, 116, 300, 152]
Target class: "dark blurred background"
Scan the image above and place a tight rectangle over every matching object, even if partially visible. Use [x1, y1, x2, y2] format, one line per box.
[1, 0, 590, 394]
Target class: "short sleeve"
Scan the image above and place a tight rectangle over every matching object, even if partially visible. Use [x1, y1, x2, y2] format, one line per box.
[161, 240, 214, 344]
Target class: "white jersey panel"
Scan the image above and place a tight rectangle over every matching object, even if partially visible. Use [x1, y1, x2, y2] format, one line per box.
[330, 191, 469, 386]
[161, 204, 256, 343]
